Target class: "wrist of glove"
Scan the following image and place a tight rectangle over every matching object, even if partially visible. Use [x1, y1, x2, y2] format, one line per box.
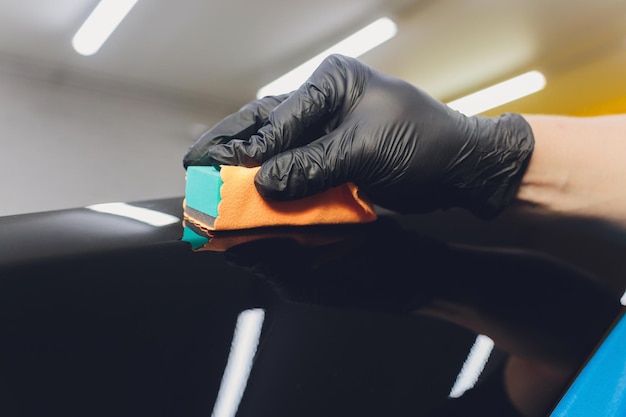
[183, 54, 534, 219]
[438, 112, 535, 219]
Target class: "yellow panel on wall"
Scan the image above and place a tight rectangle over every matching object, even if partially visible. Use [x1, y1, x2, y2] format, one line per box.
[571, 94, 626, 116]
[480, 42, 626, 117]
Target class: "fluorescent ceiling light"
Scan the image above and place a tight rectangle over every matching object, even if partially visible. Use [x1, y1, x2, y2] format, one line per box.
[447, 70, 546, 116]
[257, 17, 397, 98]
[86, 202, 180, 227]
[72, 0, 138, 56]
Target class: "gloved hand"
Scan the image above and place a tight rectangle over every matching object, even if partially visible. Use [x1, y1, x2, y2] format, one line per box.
[183, 54, 534, 218]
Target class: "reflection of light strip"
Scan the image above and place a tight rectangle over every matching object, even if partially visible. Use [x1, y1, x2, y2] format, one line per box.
[620, 290, 626, 306]
[449, 334, 495, 398]
[256, 17, 397, 98]
[211, 308, 266, 417]
[72, 0, 138, 56]
[447, 71, 546, 116]
[86, 202, 180, 227]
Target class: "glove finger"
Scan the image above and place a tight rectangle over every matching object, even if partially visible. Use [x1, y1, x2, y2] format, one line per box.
[209, 54, 369, 167]
[183, 94, 288, 168]
[253, 130, 350, 200]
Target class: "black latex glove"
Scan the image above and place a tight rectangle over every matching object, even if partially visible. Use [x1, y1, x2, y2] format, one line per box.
[183, 54, 534, 218]
[183, 93, 289, 164]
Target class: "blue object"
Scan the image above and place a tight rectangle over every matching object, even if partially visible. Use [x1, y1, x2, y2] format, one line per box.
[185, 166, 222, 218]
[181, 225, 210, 249]
[550, 310, 626, 416]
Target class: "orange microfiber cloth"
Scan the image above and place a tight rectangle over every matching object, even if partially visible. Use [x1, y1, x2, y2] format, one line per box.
[183, 165, 377, 233]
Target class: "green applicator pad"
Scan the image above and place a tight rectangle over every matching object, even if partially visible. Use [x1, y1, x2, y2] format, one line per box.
[184, 166, 222, 230]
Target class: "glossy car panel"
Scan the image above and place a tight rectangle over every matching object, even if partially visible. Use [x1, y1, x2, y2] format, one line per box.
[0, 198, 622, 416]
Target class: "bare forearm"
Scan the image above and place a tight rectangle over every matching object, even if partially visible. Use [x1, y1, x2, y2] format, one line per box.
[516, 114, 626, 226]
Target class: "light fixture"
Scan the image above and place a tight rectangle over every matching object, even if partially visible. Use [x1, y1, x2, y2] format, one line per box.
[72, 0, 138, 56]
[86, 202, 180, 227]
[446, 70, 546, 116]
[256, 17, 397, 98]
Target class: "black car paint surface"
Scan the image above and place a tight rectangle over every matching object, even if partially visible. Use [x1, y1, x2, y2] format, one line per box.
[0, 197, 622, 417]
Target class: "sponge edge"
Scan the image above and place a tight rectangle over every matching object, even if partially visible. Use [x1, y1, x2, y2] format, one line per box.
[185, 165, 222, 219]
[183, 165, 377, 232]
[184, 166, 222, 230]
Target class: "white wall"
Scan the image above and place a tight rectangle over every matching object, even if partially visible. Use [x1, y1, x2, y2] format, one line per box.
[0, 61, 231, 216]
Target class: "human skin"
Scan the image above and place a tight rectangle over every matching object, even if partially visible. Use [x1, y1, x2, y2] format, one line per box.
[517, 114, 626, 228]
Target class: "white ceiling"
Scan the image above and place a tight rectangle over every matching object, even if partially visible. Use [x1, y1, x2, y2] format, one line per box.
[0, 0, 625, 115]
